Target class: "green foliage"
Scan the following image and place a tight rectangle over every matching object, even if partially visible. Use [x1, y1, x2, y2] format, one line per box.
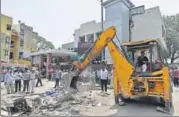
[36, 37, 55, 51]
[163, 14, 179, 63]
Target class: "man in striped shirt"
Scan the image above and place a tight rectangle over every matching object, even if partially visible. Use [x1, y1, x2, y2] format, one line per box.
[173, 67, 179, 87]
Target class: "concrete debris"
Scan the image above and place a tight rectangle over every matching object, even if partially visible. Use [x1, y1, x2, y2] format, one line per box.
[1, 77, 107, 116]
[97, 103, 102, 107]
[70, 107, 80, 114]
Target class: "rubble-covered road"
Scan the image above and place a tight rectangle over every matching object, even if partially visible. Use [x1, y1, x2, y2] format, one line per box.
[1, 79, 179, 116]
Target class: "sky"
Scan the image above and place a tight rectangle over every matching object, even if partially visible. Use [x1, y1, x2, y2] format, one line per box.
[2, 0, 179, 48]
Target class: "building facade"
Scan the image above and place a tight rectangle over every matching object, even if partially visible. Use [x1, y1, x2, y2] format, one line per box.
[74, 21, 102, 48]
[103, 0, 166, 64]
[131, 6, 166, 41]
[8, 21, 37, 65]
[10, 25, 20, 63]
[18, 21, 37, 58]
[1, 14, 13, 63]
[61, 42, 76, 51]
[74, 20, 102, 61]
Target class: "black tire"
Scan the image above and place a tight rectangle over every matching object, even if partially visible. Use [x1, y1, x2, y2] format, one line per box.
[115, 94, 131, 104]
[160, 97, 165, 105]
[115, 95, 119, 104]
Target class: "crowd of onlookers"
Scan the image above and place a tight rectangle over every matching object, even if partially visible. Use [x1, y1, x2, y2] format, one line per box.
[2, 64, 178, 95]
[47, 66, 113, 94]
[1, 67, 43, 94]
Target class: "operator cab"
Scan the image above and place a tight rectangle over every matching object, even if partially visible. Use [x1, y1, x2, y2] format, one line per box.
[123, 39, 169, 77]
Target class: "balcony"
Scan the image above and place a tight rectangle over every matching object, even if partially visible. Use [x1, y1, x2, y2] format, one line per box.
[11, 29, 19, 37]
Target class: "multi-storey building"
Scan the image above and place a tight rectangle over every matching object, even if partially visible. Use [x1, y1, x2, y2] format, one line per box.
[103, 0, 166, 64]
[18, 21, 37, 59]
[73, 21, 102, 61]
[9, 21, 37, 64]
[61, 42, 76, 51]
[10, 25, 20, 63]
[1, 14, 13, 63]
[73, 0, 166, 65]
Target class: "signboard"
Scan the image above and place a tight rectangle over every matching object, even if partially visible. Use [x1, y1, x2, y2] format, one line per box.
[78, 42, 93, 56]
[131, 5, 145, 16]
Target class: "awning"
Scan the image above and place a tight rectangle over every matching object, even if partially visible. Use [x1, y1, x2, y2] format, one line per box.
[27, 49, 77, 58]
[70, 55, 79, 60]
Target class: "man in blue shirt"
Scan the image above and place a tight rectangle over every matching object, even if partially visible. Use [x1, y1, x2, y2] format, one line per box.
[53, 68, 62, 88]
[4, 70, 14, 94]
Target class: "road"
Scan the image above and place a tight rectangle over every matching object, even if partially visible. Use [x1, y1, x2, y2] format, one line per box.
[79, 90, 176, 116]
[1, 79, 179, 116]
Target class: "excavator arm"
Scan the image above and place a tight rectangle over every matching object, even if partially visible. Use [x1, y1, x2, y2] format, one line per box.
[61, 26, 117, 91]
[72, 26, 116, 74]
[107, 41, 134, 100]
[67, 26, 135, 93]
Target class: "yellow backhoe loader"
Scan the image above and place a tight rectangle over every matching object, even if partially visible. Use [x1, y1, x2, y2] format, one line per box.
[61, 26, 173, 114]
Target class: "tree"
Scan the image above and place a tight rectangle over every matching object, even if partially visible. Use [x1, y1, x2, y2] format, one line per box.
[36, 37, 55, 51]
[163, 14, 179, 64]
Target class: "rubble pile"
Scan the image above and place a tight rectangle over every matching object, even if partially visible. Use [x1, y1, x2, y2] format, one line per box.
[1, 81, 97, 116]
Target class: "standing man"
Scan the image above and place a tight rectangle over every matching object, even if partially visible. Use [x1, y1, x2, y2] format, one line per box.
[53, 68, 62, 88]
[173, 67, 179, 87]
[100, 67, 108, 93]
[90, 69, 96, 90]
[36, 69, 43, 87]
[30, 69, 36, 93]
[48, 67, 53, 81]
[23, 68, 30, 93]
[4, 70, 14, 94]
[14, 70, 23, 92]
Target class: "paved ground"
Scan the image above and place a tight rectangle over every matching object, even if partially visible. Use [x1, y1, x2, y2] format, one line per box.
[79, 90, 176, 116]
[1, 79, 179, 116]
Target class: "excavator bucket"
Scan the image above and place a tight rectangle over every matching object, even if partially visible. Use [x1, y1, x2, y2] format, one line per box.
[61, 72, 79, 92]
[61, 26, 116, 91]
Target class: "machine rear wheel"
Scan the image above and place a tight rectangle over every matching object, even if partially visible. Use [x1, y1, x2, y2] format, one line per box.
[115, 94, 130, 105]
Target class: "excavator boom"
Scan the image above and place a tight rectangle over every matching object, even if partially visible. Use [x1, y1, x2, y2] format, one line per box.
[61, 26, 117, 90]
[73, 26, 116, 74]
[107, 40, 134, 98]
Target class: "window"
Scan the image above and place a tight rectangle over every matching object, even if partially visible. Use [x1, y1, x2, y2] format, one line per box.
[162, 26, 165, 37]
[79, 36, 85, 42]
[96, 32, 102, 38]
[86, 34, 94, 43]
[11, 41, 14, 48]
[20, 40, 24, 47]
[19, 52, 23, 59]
[4, 50, 8, 56]
[20, 29, 24, 36]
[7, 24, 12, 31]
[10, 52, 13, 59]
[5, 36, 10, 43]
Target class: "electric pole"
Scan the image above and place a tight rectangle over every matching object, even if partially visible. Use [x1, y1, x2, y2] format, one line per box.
[101, 0, 104, 31]
[101, 0, 105, 61]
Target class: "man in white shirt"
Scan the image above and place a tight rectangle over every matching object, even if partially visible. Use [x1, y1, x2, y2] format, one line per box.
[14, 70, 23, 92]
[36, 69, 43, 87]
[30, 69, 36, 93]
[100, 67, 108, 93]
[4, 70, 14, 94]
[90, 70, 96, 90]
